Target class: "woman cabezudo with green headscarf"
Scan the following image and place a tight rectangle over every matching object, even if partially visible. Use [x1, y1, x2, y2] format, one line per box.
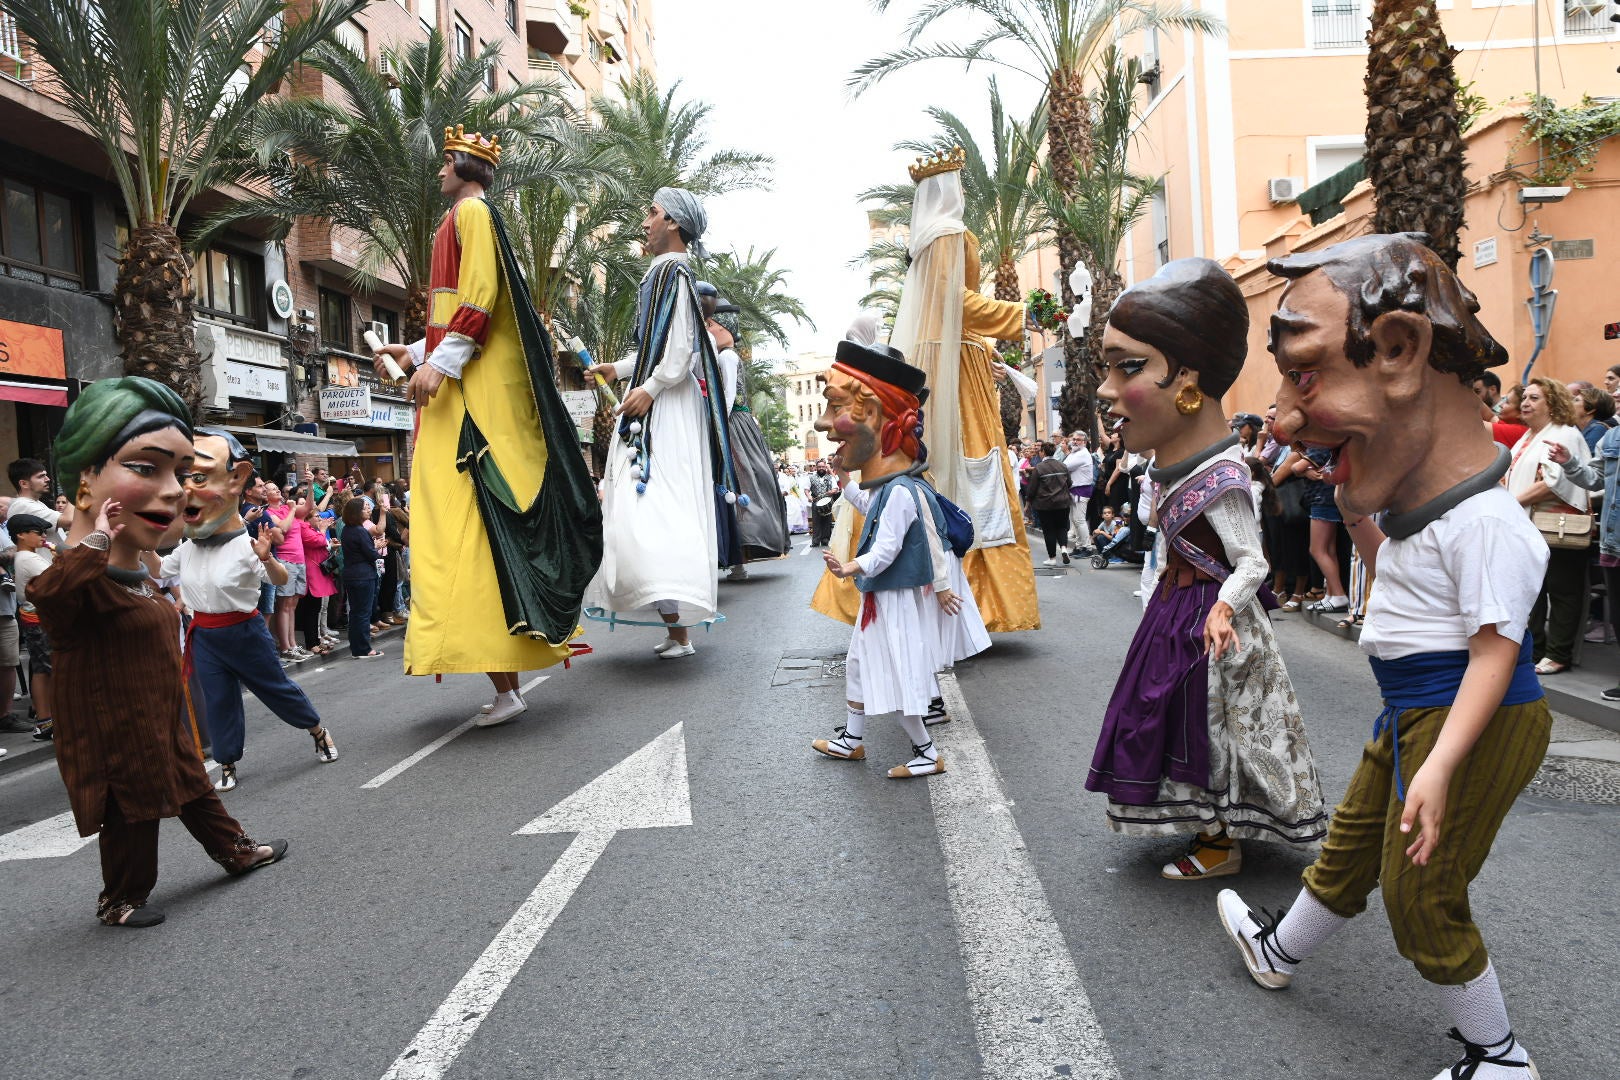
[31, 377, 288, 928]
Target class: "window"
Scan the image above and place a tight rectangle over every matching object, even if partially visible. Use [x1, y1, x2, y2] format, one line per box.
[481, 43, 496, 90]
[1139, 26, 1160, 96]
[1150, 186, 1170, 268]
[455, 18, 473, 63]
[1309, 1, 1365, 49]
[0, 178, 82, 287]
[506, 0, 517, 31]
[319, 287, 352, 349]
[1309, 138, 1365, 185]
[332, 18, 365, 58]
[417, 0, 436, 32]
[1564, 0, 1613, 37]
[196, 245, 262, 327]
[372, 306, 400, 345]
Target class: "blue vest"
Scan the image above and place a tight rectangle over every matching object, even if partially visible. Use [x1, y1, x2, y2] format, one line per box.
[854, 474, 947, 594]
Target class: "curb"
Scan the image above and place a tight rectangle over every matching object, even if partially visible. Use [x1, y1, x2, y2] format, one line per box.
[1296, 608, 1620, 737]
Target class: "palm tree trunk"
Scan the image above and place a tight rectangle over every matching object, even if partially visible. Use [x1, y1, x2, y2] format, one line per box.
[1047, 66, 1103, 439]
[116, 223, 203, 414]
[404, 283, 431, 346]
[1366, 1, 1467, 270]
[992, 256, 1025, 443]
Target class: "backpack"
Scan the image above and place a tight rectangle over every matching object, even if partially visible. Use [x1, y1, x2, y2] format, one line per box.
[934, 491, 975, 558]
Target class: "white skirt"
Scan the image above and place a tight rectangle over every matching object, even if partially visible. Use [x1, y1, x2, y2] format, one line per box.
[845, 586, 939, 716]
[932, 557, 990, 668]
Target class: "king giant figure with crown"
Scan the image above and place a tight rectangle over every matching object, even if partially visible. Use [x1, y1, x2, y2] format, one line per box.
[372, 125, 602, 726]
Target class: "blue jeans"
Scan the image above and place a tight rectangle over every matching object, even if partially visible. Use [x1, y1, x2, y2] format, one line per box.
[1101, 528, 1133, 558]
[191, 614, 322, 766]
[345, 576, 377, 656]
[258, 581, 276, 617]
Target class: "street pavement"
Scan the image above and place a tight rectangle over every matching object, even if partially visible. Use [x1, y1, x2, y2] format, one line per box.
[1, 536, 1616, 1080]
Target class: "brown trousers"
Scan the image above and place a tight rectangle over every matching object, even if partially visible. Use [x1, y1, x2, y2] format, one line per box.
[1301, 699, 1550, 984]
[99, 791, 248, 909]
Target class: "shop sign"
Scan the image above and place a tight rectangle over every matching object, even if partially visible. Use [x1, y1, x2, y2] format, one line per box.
[222, 360, 287, 403]
[0, 318, 66, 380]
[562, 389, 599, 425]
[369, 400, 413, 430]
[320, 385, 372, 420]
[211, 323, 285, 368]
[1550, 239, 1594, 261]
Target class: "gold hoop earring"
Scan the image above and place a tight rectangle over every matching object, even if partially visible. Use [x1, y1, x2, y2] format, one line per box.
[1174, 384, 1204, 416]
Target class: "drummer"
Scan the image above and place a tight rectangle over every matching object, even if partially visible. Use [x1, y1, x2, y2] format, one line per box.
[808, 460, 838, 548]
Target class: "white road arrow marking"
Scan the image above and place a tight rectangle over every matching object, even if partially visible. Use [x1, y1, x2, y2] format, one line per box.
[0, 761, 221, 863]
[380, 722, 691, 1080]
[361, 675, 551, 789]
[932, 673, 1120, 1079]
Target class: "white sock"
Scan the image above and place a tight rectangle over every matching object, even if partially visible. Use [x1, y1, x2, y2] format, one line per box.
[1439, 963, 1526, 1061]
[843, 706, 865, 741]
[896, 713, 931, 750]
[1247, 888, 1347, 974]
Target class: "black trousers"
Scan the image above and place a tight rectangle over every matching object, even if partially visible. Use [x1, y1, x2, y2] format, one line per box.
[1035, 508, 1070, 559]
[295, 593, 323, 649]
[1531, 544, 1590, 666]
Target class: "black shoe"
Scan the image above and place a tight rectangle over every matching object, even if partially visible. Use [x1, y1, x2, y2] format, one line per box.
[0, 713, 34, 734]
[99, 900, 165, 928]
[1602, 685, 1620, 702]
[31, 719, 53, 741]
[1060, 551, 1071, 565]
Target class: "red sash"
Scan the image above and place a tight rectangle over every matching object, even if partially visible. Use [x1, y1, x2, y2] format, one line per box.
[183, 609, 261, 680]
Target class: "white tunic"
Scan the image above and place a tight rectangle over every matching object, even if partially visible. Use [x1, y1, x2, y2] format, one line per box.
[585, 253, 719, 626]
[842, 480, 987, 715]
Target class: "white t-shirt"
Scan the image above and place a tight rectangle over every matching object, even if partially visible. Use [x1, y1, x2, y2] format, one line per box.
[1359, 486, 1548, 660]
[160, 533, 269, 615]
[13, 548, 52, 615]
[8, 496, 59, 528]
[1064, 448, 1094, 488]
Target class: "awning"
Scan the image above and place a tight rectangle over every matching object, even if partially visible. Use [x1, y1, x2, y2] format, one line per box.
[0, 379, 68, 407]
[1296, 158, 1367, 225]
[220, 425, 359, 456]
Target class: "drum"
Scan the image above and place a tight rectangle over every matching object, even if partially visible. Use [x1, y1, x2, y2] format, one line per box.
[814, 496, 834, 511]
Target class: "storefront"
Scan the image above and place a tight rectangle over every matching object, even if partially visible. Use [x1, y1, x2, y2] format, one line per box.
[317, 380, 413, 482]
[0, 316, 74, 471]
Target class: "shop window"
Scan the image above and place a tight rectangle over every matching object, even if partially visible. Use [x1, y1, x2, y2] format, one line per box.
[319, 287, 352, 350]
[196, 244, 263, 327]
[0, 176, 83, 288]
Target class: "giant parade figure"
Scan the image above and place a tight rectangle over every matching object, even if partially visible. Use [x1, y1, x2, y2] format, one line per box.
[582, 188, 743, 658]
[372, 126, 602, 726]
[812, 147, 1038, 633]
[1214, 234, 1552, 1080]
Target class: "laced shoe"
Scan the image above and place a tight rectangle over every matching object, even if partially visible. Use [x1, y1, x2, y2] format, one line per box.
[480, 693, 524, 714]
[887, 740, 944, 778]
[214, 762, 238, 792]
[311, 726, 338, 763]
[652, 637, 679, 655]
[1429, 1030, 1539, 1080]
[1163, 832, 1242, 880]
[0, 713, 35, 734]
[923, 697, 950, 727]
[811, 727, 864, 760]
[476, 693, 527, 728]
[657, 641, 696, 659]
[1216, 888, 1295, 990]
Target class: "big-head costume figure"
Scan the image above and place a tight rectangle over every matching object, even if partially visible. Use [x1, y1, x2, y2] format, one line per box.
[1085, 258, 1326, 880]
[811, 341, 988, 779]
[811, 149, 1038, 633]
[373, 125, 602, 725]
[1215, 234, 1551, 1080]
[163, 427, 335, 792]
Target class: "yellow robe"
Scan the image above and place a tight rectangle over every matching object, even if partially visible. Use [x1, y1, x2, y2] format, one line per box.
[811, 291, 1041, 632]
[405, 197, 574, 675]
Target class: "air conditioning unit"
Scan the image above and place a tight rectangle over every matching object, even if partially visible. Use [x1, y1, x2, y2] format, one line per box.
[1268, 176, 1305, 204]
[377, 54, 392, 77]
[366, 321, 390, 345]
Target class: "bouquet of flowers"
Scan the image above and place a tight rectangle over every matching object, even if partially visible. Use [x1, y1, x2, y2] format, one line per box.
[1026, 288, 1070, 333]
[997, 344, 1026, 370]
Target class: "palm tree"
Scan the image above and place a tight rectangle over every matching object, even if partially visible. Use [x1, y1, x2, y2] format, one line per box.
[6, 0, 367, 410]
[1035, 48, 1162, 434]
[201, 33, 573, 343]
[1365, 1, 1467, 269]
[851, 0, 1223, 433]
[594, 71, 775, 209]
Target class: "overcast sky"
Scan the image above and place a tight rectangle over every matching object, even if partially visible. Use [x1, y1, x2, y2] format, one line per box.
[654, 0, 1043, 365]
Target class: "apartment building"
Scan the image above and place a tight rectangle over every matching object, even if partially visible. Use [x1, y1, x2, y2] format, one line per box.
[0, 0, 654, 487]
[781, 352, 833, 464]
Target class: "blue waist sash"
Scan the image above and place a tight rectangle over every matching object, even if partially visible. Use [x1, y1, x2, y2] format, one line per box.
[1366, 634, 1541, 800]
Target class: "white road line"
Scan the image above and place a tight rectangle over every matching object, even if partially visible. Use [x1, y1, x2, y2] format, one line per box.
[361, 676, 550, 789]
[932, 672, 1121, 1079]
[0, 760, 219, 863]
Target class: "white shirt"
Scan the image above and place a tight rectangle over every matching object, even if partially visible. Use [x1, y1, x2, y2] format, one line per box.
[843, 481, 951, 592]
[14, 548, 52, 615]
[1064, 448, 1094, 488]
[1359, 486, 1548, 660]
[8, 496, 59, 528]
[1507, 423, 1591, 511]
[717, 347, 740, 412]
[160, 533, 269, 615]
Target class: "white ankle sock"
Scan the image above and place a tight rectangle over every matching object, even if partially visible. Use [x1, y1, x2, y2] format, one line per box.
[1248, 888, 1347, 974]
[1440, 962, 1525, 1061]
[843, 706, 865, 741]
[896, 713, 930, 748]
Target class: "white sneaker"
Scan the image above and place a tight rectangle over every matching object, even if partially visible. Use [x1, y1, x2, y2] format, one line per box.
[1216, 888, 1293, 990]
[657, 641, 696, 659]
[1428, 1035, 1539, 1080]
[726, 565, 749, 581]
[475, 693, 527, 728]
[1043, 557, 1061, 567]
[479, 694, 524, 714]
[652, 636, 679, 654]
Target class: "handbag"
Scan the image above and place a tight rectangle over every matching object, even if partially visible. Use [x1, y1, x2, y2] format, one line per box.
[319, 545, 344, 579]
[1531, 506, 1593, 550]
[934, 492, 975, 558]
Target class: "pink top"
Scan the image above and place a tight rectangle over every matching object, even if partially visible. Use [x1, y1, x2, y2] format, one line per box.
[299, 521, 337, 598]
[266, 504, 304, 563]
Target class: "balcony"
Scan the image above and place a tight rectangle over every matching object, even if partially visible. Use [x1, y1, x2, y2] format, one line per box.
[528, 56, 585, 112]
[1309, 2, 1366, 50]
[526, 0, 582, 59]
[299, 220, 405, 293]
[1564, 0, 1614, 38]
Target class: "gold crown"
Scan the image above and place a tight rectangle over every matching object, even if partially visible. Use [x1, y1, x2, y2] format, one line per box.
[443, 124, 502, 167]
[909, 145, 965, 183]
